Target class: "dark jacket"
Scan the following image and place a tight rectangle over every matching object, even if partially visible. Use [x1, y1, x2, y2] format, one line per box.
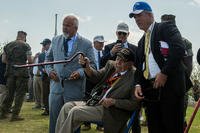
[101, 42, 137, 67]
[38, 52, 48, 79]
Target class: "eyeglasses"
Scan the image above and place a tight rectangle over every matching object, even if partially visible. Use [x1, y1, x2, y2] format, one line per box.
[118, 32, 127, 36]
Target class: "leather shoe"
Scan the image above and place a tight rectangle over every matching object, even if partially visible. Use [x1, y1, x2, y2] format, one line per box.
[96, 126, 104, 131]
[41, 110, 49, 116]
[10, 116, 24, 122]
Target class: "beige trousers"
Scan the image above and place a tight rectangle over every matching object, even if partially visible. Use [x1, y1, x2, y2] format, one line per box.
[33, 75, 43, 106]
[55, 101, 103, 133]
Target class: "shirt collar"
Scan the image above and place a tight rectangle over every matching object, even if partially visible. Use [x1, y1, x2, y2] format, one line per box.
[147, 21, 155, 33]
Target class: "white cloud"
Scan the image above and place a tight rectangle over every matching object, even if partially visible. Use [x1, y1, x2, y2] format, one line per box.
[188, 0, 200, 7]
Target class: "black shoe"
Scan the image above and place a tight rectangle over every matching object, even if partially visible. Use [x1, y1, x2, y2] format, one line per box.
[10, 116, 24, 122]
[41, 110, 49, 116]
[96, 126, 104, 131]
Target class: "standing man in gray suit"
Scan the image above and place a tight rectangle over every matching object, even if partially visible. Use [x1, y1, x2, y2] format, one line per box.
[45, 15, 96, 133]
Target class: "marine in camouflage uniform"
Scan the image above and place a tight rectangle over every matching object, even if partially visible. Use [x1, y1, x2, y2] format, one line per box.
[0, 31, 32, 121]
[161, 14, 193, 129]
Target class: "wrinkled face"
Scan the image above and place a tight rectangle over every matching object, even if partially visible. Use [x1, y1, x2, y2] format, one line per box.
[116, 31, 129, 43]
[62, 17, 78, 38]
[93, 41, 104, 51]
[132, 11, 153, 32]
[115, 56, 126, 71]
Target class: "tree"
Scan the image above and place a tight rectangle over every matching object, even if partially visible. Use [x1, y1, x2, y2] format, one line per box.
[0, 42, 7, 54]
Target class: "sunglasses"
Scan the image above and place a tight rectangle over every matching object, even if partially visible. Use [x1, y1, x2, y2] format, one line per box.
[118, 32, 127, 36]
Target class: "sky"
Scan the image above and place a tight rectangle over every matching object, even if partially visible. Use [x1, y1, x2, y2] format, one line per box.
[0, 0, 199, 59]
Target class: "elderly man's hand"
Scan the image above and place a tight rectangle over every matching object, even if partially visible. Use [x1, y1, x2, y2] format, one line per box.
[99, 98, 116, 108]
[68, 71, 80, 80]
[78, 54, 90, 68]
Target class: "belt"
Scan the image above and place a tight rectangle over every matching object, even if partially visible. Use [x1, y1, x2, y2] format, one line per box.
[34, 75, 41, 77]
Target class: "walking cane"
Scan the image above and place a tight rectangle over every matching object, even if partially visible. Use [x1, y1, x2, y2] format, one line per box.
[184, 98, 200, 133]
[13, 52, 85, 68]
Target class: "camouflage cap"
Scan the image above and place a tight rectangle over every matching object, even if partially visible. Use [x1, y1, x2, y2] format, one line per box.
[161, 14, 176, 24]
[117, 48, 135, 62]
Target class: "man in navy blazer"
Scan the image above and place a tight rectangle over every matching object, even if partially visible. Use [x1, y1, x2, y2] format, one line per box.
[101, 22, 137, 66]
[129, 1, 189, 133]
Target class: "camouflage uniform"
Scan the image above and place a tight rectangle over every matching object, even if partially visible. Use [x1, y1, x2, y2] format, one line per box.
[0, 40, 31, 119]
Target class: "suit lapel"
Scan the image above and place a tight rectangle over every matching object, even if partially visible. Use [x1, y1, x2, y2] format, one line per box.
[106, 71, 129, 97]
[150, 22, 164, 69]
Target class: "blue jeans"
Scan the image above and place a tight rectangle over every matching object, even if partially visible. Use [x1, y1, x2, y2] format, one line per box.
[49, 93, 64, 133]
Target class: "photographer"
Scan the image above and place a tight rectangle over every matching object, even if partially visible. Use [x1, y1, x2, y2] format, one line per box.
[101, 22, 137, 67]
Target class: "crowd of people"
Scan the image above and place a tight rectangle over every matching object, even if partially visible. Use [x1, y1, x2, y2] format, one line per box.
[0, 1, 200, 133]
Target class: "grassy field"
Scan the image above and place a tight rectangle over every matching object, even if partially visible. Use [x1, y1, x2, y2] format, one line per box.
[0, 102, 199, 133]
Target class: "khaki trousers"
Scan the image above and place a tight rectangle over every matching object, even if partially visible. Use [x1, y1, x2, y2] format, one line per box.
[55, 101, 103, 133]
[33, 75, 43, 106]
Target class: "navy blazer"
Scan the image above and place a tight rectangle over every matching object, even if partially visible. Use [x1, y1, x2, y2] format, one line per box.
[38, 52, 48, 78]
[101, 42, 137, 67]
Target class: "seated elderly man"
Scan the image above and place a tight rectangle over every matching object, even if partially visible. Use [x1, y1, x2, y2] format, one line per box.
[55, 48, 140, 133]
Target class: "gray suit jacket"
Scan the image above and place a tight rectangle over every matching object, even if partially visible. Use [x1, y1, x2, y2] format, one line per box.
[45, 34, 96, 102]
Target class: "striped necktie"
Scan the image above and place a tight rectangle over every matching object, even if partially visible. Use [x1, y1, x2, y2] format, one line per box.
[143, 30, 151, 79]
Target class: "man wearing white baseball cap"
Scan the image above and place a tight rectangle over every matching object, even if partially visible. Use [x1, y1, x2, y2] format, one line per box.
[101, 22, 137, 67]
[129, 1, 188, 133]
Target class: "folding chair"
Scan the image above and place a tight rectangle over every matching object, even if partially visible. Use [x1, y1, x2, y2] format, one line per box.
[124, 111, 136, 133]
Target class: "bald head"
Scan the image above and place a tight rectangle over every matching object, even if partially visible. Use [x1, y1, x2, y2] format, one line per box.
[62, 15, 79, 38]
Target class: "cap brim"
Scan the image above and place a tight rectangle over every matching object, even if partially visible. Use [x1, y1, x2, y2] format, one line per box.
[129, 10, 144, 18]
[116, 29, 129, 33]
[94, 40, 106, 43]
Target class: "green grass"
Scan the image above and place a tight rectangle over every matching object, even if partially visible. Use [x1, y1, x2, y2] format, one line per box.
[0, 102, 199, 133]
